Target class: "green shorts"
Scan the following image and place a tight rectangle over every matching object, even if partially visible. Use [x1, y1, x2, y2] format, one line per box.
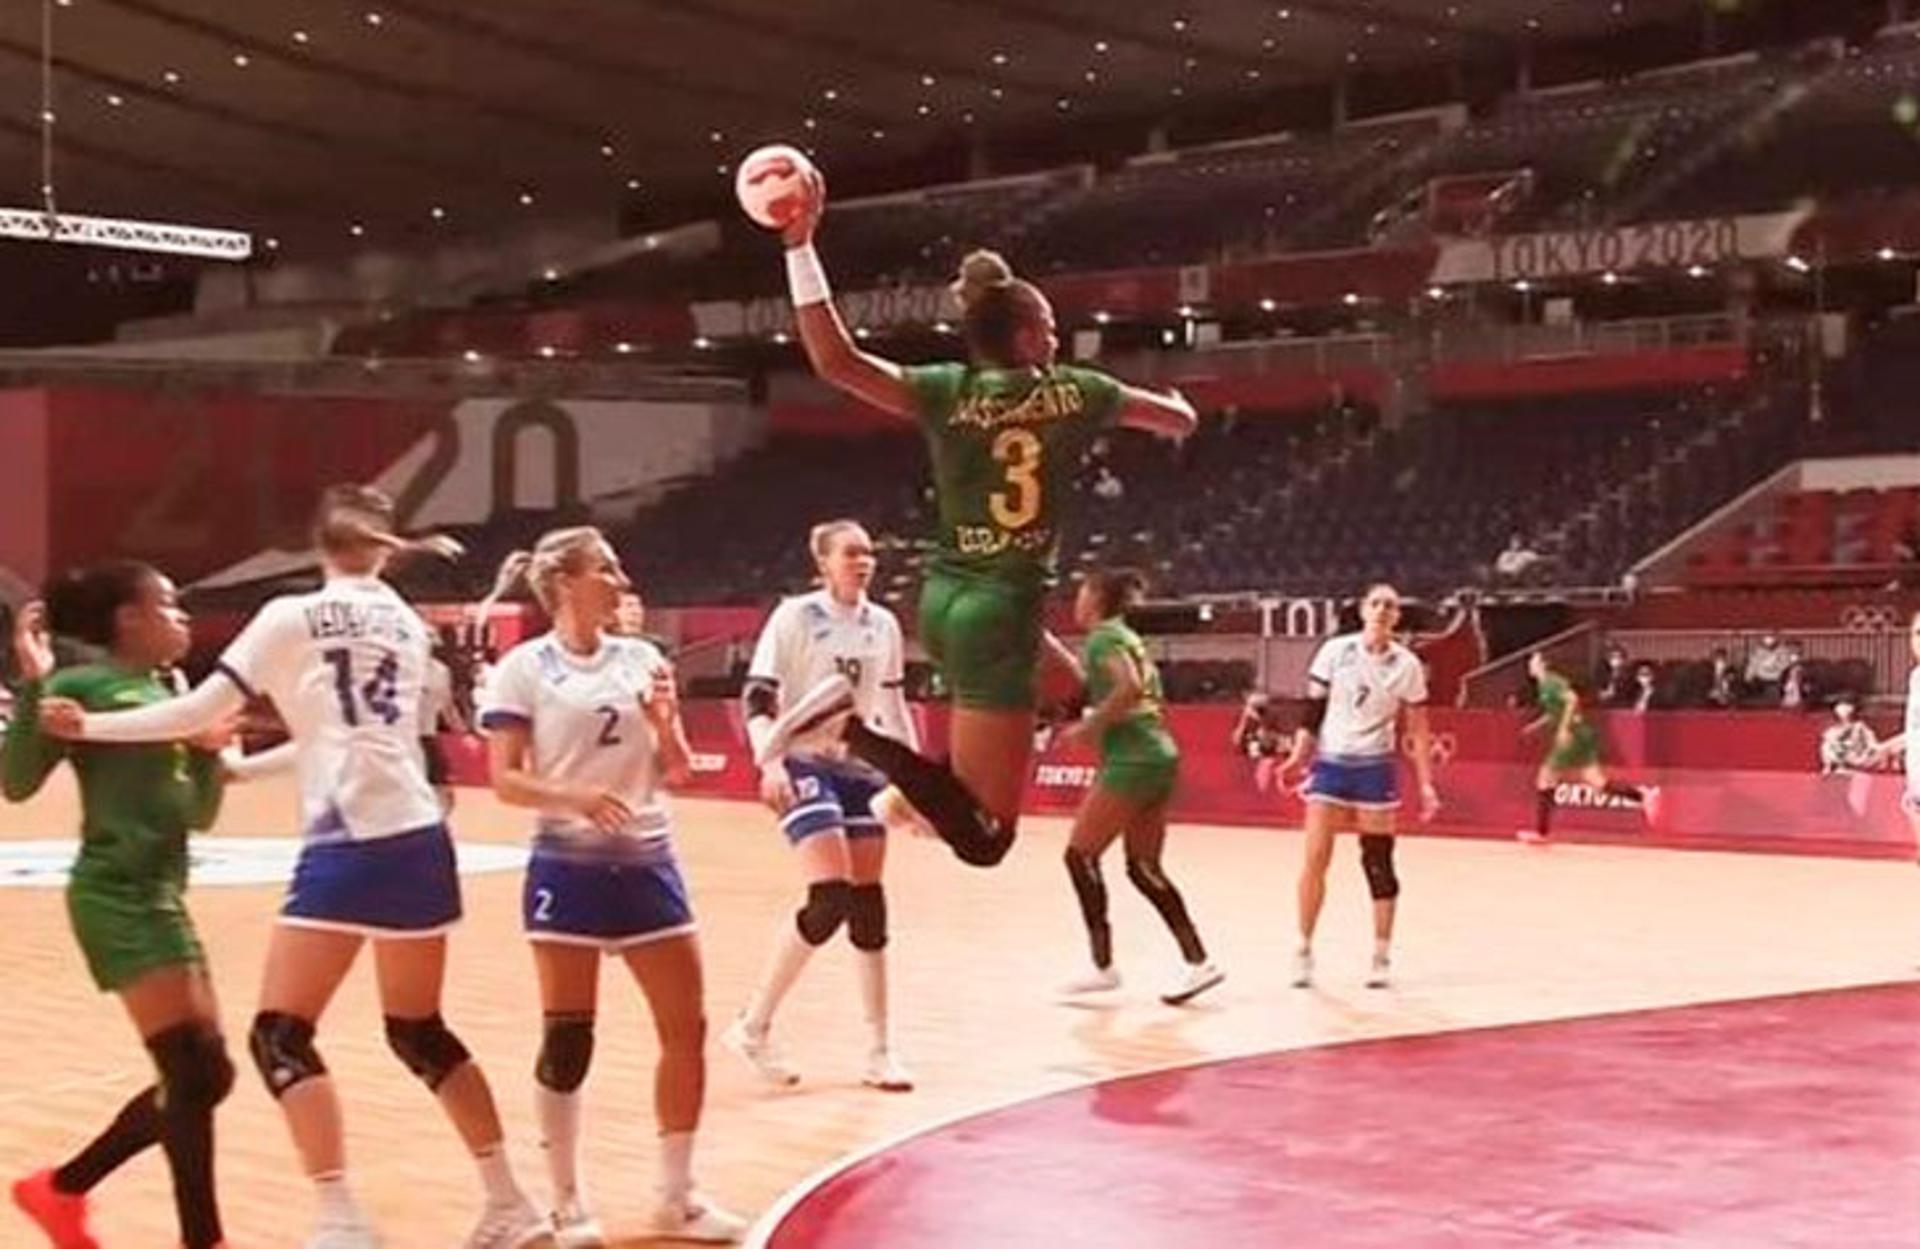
[68, 877, 204, 993]
[1545, 722, 1602, 772]
[1097, 726, 1180, 805]
[918, 567, 1043, 711]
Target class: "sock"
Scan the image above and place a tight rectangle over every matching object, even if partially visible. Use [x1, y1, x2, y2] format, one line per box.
[1063, 847, 1113, 969]
[743, 920, 818, 1034]
[535, 1088, 583, 1210]
[54, 1087, 161, 1194]
[1374, 938, 1392, 960]
[314, 1172, 361, 1225]
[1126, 858, 1207, 965]
[149, 1027, 225, 1249]
[1535, 787, 1556, 836]
[1603, 781, 1645, 803]
[856, 950, 890, 1054]
[475, 1143, 524, 1206]
[659, 1131, 695, 1203]
[842, 720, 1015, 866]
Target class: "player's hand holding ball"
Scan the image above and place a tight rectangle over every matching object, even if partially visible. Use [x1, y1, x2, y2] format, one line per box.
[735, 144, 824, 247]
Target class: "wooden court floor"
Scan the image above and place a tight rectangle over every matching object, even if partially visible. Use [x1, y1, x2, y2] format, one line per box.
[1, 773, 1916, 1247]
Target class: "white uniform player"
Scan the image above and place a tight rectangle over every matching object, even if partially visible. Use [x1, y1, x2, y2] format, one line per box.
[1302, 631, 1430, 809]
[746, 588, 915, 843]
[1906, 663, 1920, 815]
[480, 632, 694, 948]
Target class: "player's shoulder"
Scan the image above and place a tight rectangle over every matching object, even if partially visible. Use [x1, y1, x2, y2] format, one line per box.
[612, 634, 667, 668]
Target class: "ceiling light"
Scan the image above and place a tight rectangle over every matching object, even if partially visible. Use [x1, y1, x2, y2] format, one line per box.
[693, 336, 714, 349]
[1263, 36, 1277, 50]
[822, 87, 839, 100]
[803, 117, 818, 130]
[1879, 246, 1898, 261]
[1602, 270, 1621, 285]
[162, 70, 181, 84]
[1786, 255, 1811, 273]
[1084, 70, 1097, 83]
[462, 349, 483, 363]
[1425, 286, 1445, 301]
[599, 143, 615, 158]
[349, 223, 365, 237]
[1093, 310, 1112, 324]
[1170, 85, 1185, 97]
[543, 267, 560, 281]
[1177, 304, 1195, 318]
[292, 29, 309, 44]
[870, 128, 886, 139]
[932, 321, 954, 334]
[518, 191, 535, 206]
[709, 130, 724, 143]
[232, 53, 250, 68]
[1512, 279, 1532, 292]
[917, 102, 932, 115]
[615, 341, 635, 354]
[538, 345, 557, 359]
[991, 52, 1009, 66]
[1342, 292, 1360, 306]
[854, 326, 873, 340]
[716, 163, 730, 175]
[1278, 7, 1292, 17]
[264, 237, 280, 250]
[961, 111, 975, 123]
[1686, 263, 1707, 278]
[625, 178, 641, 191]
[920, 73, 936, 86]
[105, 93, 124, 106]
[771, 331, 790, 344]
[1056, 97, 1070, 110]
[430, 206, 446, 221]
[990, 86, 1004, 99]
[1094, 40, 1109, 53]
[365, 11, 383, 26]
[1246, 68, 1261, 80]
[1259, 297, 1278, 312]
[1172, 17, 1188, 32]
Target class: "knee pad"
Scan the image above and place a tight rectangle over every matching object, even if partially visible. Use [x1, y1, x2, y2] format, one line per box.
[847, 883, 888, 952]
[536, 1012, 595, 1093]
[1360, 835, 1400, 901]
[150, 1025, 236, 1111]
[384, 1014, 471, 1091]
[795, 879, 852, 946]
[249, 1011, 326, 1099]
[953, 817, 1015, 868]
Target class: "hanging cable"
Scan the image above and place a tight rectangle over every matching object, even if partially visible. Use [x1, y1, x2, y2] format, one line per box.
[40, 0, 58, 218]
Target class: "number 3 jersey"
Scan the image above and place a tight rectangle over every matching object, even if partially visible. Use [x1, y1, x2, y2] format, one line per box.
[748, 590, 916, 755]
[904, 363, 1123, 588]
[480, 632, 672, 846]
[217, 575, 442, 843]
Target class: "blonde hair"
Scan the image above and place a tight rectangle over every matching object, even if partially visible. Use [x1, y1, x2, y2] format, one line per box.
[481, 526, 608, 616]
[808, 518, 868, 563]
[313, 484, 458, 570]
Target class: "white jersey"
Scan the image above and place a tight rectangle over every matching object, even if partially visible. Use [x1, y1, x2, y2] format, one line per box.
[217, 575, 442, 843]
[749, 589, 916, 754]
[1907, 667, 1920, 797]
[480, 632, 673, 847]
[1306, 632, 1429, 761]
[420, 657, 455, 735]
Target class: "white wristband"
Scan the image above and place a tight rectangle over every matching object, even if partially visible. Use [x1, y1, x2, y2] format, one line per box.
[785, 244, 831, 307]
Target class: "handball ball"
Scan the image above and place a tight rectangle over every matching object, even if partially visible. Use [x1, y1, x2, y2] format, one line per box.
[735, 145, 818, 230]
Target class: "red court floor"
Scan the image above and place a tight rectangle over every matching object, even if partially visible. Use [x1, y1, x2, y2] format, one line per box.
[759, 983, 1920, 1248]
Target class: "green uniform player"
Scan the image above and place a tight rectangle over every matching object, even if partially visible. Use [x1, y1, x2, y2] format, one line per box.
[1082, 615, 1179, 805]
[1534, 670, 1601, 772]
[906, 361, 1123, 710]
[4, 665, 223, 991]
[1521, 652, 1659, 843]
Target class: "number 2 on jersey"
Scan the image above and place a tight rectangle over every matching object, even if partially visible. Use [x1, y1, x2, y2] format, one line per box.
[323, 648, 401, 726]
[989, 427, 1043, 530]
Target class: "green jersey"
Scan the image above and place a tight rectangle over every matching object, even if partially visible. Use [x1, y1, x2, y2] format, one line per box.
[1084, 618, 1178, 768]
[904, 363, 1124, 587]
[3, 666, 224, 891]
[1536, 672, 1579, 726]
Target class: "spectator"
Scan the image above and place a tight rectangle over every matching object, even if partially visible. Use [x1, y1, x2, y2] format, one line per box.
[1629, 662, 1662, 714]
[1594, 644, 1633, 707]
[1494, 533, 1544, 582]
[1780, 642, 1809, 710]
[1705, 647, 1740, 709]
[1091, 464, 1125, 502]
[1819, 698, 1881, 774]
[1232, 692, 1285, 758]
[1744, 633, 1792, 699]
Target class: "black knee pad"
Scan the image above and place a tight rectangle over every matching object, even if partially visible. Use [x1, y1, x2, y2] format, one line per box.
[384, 1014, 471, 1091]
[150, 1025, 236, 1111]
[847, 883, 888, 952]
[536, 1012, 595, 1093]
[249, 1011, 326, 1099]
[954, 817, 1016, 868]
[1360, 834, 1400, 901]
[795, 879, 852, 946]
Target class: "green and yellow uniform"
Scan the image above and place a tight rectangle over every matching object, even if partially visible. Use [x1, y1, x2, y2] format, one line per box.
[3, 666, 224, 991]
[1537, 671, 1601, 771]
[904, 363, 1123, 709]
[1084, 617, 1179, 804]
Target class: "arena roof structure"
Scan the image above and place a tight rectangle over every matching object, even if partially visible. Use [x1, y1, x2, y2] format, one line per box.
[0, 0, 1735, 256]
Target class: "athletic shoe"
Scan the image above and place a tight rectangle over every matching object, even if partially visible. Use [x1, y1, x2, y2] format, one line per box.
[751, 675, 855, 768]
[1641, 784, 1666, 829]
[1161, 959, 1225, 1006]
[11, 1170, 99, 1249]
[648, 1192, 749, 1244]
[1365, 953, 1392, 989]
[462, 1197, 551, 1249]
[550, 1202, 607, 1249]
[1290, 949, 1314, 989]
[1057, 965, 1122, 996]
[721, 1016, 800, 1088]
[305, 1220, 382, 1249]
[862, 1049, 915, 1093]
[1516, 829, 1548, 845]
[872, 785, 936, 838]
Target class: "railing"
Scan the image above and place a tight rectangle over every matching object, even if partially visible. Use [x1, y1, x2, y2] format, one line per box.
[1611, 627, 1911, 697]
[1432, 314, 1740, 364]
[0, 351, 744, 401]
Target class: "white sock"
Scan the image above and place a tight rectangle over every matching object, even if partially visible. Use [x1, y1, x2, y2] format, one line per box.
[474, 1143, 524, 1206]
[314, 1172, 360, 1225]
[856, 949, 890, 1055]
[536, 1086, 584, 1210]
[744, 919, 819, 1034]
[659, 1130, 696, 1203]
[1374, 940, 1392, 960]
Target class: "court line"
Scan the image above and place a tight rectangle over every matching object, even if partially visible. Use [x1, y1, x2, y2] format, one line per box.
[741, 976, 1917, 1247]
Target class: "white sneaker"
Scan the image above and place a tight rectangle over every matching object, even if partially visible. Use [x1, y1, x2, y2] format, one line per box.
[550, 1202, 606, 1249]
[721, 1016, 800, 1088]
[1366, 953, 1392, 989]
[1057, 965, 1122, 996]
[464, 1197, 551, 1249]
[752, 674, 855, 768]
[1516, 828, 1548, 845]
[1161, 959, 1225, 1006]
[1290, 949, 1314, 989]
[649, 1192, 749, 1244]
[862, 1049, 915, 1093]
[306, 1220, 382, 1249]
[1641, 784, 1665, 829]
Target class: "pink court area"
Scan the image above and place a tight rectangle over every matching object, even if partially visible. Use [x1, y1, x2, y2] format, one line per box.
[763, 983, 1920, 1248]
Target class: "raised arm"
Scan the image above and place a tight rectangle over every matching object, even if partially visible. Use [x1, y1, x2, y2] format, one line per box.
[1116, 383, 1198, 443]
[43, 671, 245, 744]
[783, 172, 916, 419]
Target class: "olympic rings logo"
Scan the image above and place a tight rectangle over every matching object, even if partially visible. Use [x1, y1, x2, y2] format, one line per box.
[1404, 732, 1459, 767]
[1840, 605, 1900, 633]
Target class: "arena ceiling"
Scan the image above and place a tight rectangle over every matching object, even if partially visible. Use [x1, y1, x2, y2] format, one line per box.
[0, 0, 1716, 258]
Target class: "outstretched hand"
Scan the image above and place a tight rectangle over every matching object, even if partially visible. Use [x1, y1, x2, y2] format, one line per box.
[38, 697, 86, 739]
[780, 167, 827, 249]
